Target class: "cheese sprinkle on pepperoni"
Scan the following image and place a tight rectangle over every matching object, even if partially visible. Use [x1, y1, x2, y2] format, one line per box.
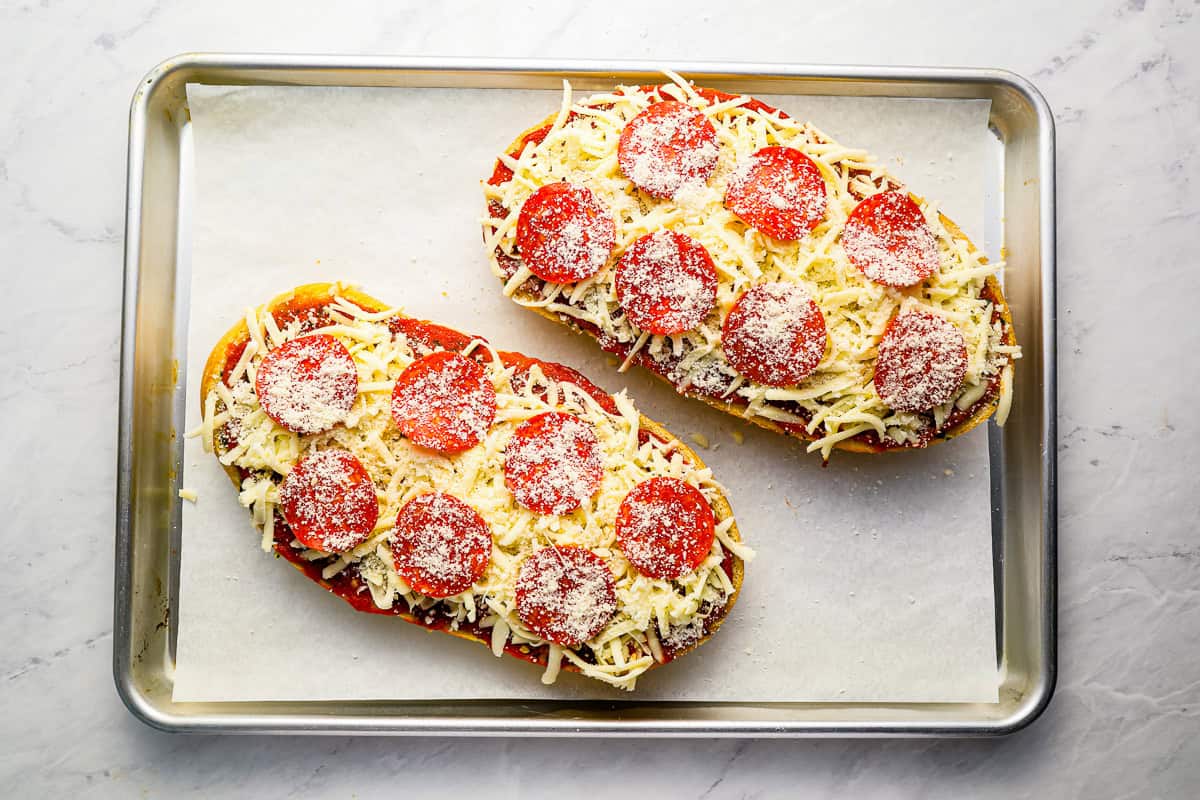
[256, 335, 358, 435]
[482, 78, 1020, 458]
[197, 287, 750, 690]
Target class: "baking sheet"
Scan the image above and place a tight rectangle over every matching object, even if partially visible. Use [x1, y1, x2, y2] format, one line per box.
[175, 83, 998, 703]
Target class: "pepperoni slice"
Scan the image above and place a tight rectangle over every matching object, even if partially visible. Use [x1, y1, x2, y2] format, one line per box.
[515, 182, 615, 283]
[724, 146, 827, 241]
[615, 477, 715, 580]
[722, 283, 827, 387]
[504, 412, 603, 516]
[254, 334, 358, 435]
[618, 101, 720, 198]
[514, 546, 617, 647]
[614, 230, 718, 335]
[488, 123, 554, 186]
[842, 191, 940, 287]
[279, 449, 379, 552]
[390, 492, 491, 598]
[391, 351, 496, 453]
[873, 309, 968, 412]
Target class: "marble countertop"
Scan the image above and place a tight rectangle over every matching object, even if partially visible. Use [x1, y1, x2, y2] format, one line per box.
[2, 0, 1197, 796]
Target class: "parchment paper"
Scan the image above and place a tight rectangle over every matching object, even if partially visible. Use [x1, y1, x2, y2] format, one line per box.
[175, 84, 998, 702]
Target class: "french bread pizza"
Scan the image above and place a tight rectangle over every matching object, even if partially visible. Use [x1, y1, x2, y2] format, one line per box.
[481, 76, 1021, 459]
[193, 282, 750, 690]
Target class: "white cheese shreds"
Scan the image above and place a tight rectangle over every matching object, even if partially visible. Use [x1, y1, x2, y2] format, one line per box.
[996, 363, 1016, 426]
[541, 644, 564, 685]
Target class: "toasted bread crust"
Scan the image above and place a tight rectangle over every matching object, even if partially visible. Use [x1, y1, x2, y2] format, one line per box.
[488, 107, 1017, 455]
[200, 282, 744, 684]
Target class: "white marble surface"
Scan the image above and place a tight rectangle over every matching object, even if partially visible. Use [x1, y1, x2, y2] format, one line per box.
[1, 0, 1197, 796]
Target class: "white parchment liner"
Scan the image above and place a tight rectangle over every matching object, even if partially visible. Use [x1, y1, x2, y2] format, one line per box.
[175, 84, 998, 702]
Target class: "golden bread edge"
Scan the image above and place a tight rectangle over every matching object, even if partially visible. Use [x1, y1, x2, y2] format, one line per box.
[199, 281, 744, 682]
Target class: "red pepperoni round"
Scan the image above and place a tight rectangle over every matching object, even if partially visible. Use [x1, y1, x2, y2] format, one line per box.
[722, 283, 827, 387]
[515, 182, 615, 284]
[391, 351, 496, 453]
[390, 492, 491, 598]
[618, 100, 720, 198]
[514, 546, 617, 647]
[724, 146, 827, 241]
[614, 230, 718, 335]
[279, 448, 379, 552]
[615, 477, 715, 580]
[254, 334, 358, 435]
[504, 412, 603, 516]
[842, 191, 940, 287]
[873, 309, 968, 412]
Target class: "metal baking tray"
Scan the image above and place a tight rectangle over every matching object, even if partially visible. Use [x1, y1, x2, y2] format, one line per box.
[116, 53, 1056, 736]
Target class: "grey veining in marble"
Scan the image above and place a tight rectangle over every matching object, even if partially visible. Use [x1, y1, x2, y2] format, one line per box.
[1, 0, 1197, 797]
